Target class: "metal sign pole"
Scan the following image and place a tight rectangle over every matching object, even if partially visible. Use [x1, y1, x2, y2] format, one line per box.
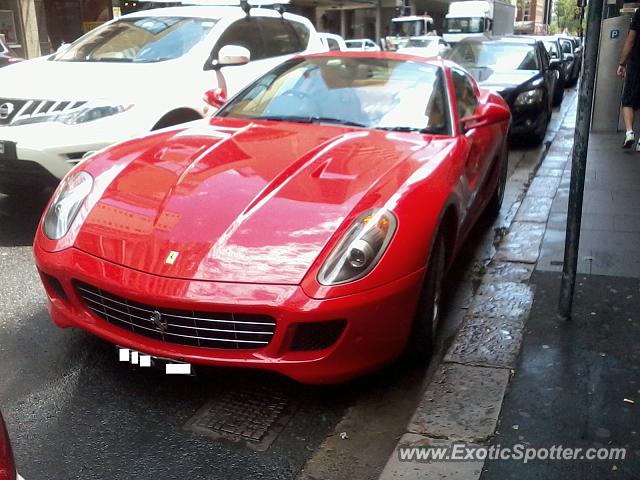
[558, 0, 605, 320]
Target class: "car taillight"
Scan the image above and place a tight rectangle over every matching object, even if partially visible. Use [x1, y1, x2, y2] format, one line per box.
[0, 413, 16, 480]
[7, 58, 22, 64]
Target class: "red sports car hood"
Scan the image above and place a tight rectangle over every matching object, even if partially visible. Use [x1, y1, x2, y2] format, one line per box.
[74, 118, 448, 284]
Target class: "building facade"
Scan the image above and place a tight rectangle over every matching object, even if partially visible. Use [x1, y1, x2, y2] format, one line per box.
[3, 0, 545, 59]
[514, 0, 548, 33]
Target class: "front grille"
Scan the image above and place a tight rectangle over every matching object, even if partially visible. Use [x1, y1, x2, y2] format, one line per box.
[0, 98, 87, 126]
[75, 282, 276, 350]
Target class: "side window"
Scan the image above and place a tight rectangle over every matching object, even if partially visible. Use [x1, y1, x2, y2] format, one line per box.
[539, 45, 549, 70]
[327, 38, 340, 51]
[260, 18, 303, 57]
[561, 40, 572, 54]
[289, 20, 310, 50]
[451, 69, 478, 120]
[211, 19, 265, 62]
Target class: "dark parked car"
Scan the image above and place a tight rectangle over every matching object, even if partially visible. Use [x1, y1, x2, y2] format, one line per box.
[535, 35, 573, 94]
[0, 36, 22, 68]
[447, 37, 559, 143]
[557, 34, 582, 84]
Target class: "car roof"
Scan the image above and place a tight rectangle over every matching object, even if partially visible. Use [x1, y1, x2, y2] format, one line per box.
[531, 35, 561, 42]
[123, 5, 290, 20]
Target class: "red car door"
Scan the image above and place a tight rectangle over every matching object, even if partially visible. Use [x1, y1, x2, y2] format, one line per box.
[451, 68, 497, 221]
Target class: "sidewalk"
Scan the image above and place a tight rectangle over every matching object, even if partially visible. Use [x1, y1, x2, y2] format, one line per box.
[379, 98, 640, 479]
[481, 120, 640, 478]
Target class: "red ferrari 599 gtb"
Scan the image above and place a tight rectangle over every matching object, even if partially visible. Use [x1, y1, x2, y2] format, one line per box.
[34, 53, 510, 383]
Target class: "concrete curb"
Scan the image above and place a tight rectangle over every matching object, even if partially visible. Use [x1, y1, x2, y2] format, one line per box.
[379, 97, 578, 479]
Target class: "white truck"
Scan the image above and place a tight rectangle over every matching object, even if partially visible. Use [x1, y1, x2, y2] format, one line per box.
[383, 15, 436, 51]
[443, 0, 515, 43]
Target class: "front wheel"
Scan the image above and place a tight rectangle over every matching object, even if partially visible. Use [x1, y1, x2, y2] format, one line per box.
[404, 234, 446, 362]
[485, 140, 509, 217]
[552, 74, 565, 107]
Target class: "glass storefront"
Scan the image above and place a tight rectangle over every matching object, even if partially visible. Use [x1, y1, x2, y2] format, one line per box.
[0, 0, 26, 56]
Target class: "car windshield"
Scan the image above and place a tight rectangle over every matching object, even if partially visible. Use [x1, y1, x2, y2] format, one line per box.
[406, 38, 438, 48]
[444, 17, 484, 34]
[448, 42, 539, 71]
[391, 20, 426, 37]
[218, 57, 451, 134]
[560, 39, 573, 54]
[52, 16, 217, 63]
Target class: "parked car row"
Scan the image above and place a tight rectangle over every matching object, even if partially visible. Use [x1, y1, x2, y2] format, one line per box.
[1, 3, 579, 385]
[443, 33, 582, 144]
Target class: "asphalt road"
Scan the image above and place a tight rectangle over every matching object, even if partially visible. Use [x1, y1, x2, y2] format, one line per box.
[0, 97, 573, 480]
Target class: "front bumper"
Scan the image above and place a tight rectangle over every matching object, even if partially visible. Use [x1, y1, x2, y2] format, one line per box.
[0, 110, 144, 183]
[509, 101, 547, 137]
[34, 242, 424, 384]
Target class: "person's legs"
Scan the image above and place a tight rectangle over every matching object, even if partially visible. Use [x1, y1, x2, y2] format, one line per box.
[623, 106, 635, 132]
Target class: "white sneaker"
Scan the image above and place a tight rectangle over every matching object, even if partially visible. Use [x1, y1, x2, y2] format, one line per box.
[624, 130, 635, 149]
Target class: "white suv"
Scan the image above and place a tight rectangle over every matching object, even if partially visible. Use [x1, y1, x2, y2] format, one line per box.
[0, 5, 322, 194]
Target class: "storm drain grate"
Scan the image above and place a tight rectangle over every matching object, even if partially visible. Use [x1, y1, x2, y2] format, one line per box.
[184, 385, 298, 451]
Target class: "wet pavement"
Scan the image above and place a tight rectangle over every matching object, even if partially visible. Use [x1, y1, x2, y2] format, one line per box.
[0, 95, 572, 480]
[481, 271, 640, 480]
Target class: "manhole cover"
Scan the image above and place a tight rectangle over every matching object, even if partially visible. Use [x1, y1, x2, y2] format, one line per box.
[184, 384, 298, 451]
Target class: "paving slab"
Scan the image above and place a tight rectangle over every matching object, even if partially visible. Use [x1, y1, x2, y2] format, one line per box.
[380, 434, 484, 480]
[444, 313, 527, 368]
[407, 364, 510, 442]
[466, 282, 534, 320]
[494, 222, 546, 264]
[514, 196, 553, 223]
[484, 262, 534, 284]
[525, 176, 562, 198]
[534, 168, 564, 177]
[445, 282, 534, 368]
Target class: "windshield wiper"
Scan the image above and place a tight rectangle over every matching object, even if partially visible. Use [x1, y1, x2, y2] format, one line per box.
[307, 117, 367, 128]
[376, 126, 442, 134]
[256, 115, 366, 127]
[258, 115, 314, 123]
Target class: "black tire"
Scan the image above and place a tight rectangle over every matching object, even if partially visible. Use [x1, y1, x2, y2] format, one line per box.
[405, 234, 446, 362]
[152, 110, 202, 131]
[485, 140, 509, 217]
[552, 81, 564, 107]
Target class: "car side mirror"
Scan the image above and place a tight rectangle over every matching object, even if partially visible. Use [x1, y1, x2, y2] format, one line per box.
[214, 45, 251, 68]
[203, 87, 227, 108]
[549, 59, 562, 70]
[56, 43, 70, 55]
[461, 102, 510, 132]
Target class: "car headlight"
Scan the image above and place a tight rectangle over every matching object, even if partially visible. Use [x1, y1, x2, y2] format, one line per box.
[43, 171, 93, 240]
[514, 88, 544, 106]
[318, 209, 397, 286]
[10, 102, 132, 126]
